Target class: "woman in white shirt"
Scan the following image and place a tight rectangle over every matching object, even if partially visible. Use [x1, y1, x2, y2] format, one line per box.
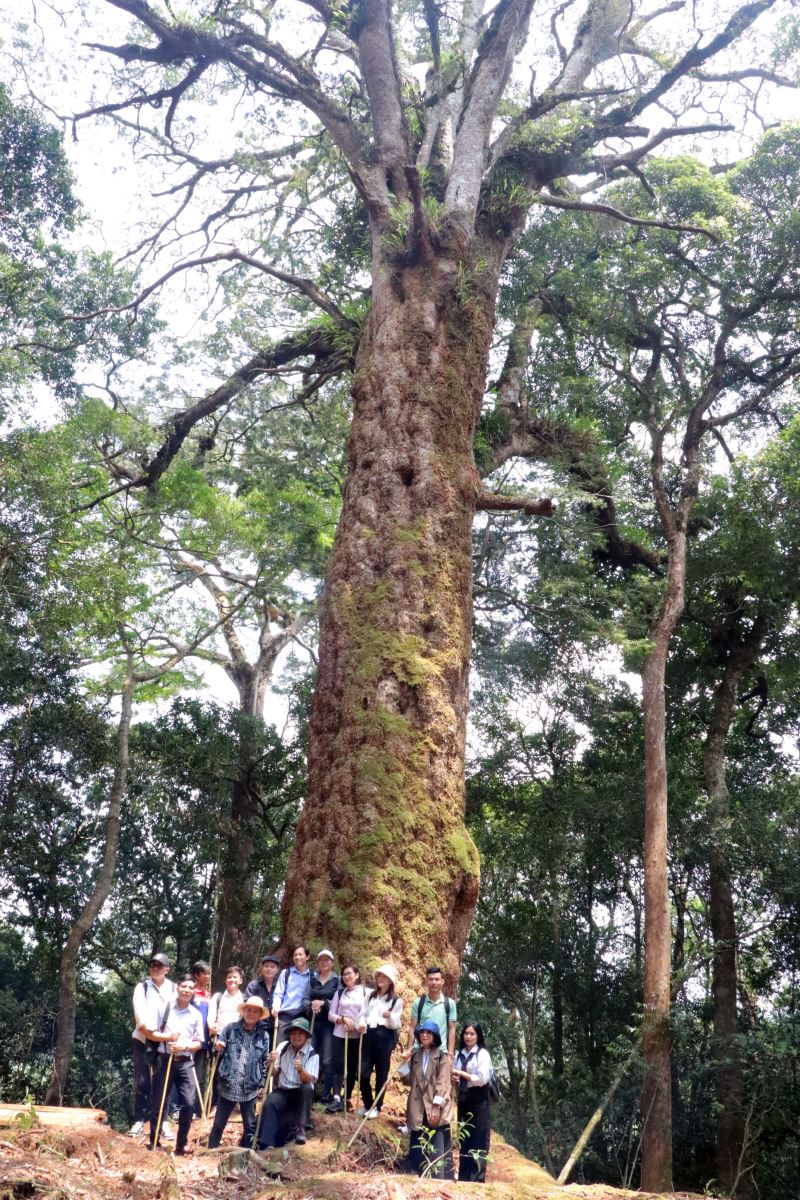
[325, 964, 367, 1113]
[356, 963, 403, 1117]
[453, 1022, 493, 1182]
[208, 966, 245, 1037]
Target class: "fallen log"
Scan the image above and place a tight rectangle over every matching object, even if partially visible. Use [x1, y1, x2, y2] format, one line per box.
[0, 1102, 106, 1127]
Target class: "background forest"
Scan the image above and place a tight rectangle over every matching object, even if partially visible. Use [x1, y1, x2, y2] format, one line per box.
[1, 1, 800, 1197]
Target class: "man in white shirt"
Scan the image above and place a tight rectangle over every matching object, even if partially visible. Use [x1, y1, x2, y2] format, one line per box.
[146, 976, 203, 1155]
[129, 952, 175, 1138]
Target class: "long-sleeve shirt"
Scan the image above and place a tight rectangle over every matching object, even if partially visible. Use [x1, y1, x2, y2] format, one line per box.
[274, 966, 311, 1014]
[328, 985, 367, 1038]
[454, 1045, 493, 1087]
[208, 988, 245, 1034]
[357, 991, 403, 1032]
[131, 977, 175, 1044]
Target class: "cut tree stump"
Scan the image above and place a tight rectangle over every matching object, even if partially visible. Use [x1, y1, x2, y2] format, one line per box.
[0, 1102, 106, 1127]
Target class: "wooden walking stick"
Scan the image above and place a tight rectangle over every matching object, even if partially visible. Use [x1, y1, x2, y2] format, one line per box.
[203, 1049, 220, 1119]
[191, 1063, 207, 1122]
[356, 1032, 363, 1109]
[154, 1054, 173, 1144]
[346, 1057, 405, 1149]
[342, 1033, 349, 1114]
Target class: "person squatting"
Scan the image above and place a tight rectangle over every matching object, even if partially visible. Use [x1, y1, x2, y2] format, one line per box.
[129, 947, 495, 1179]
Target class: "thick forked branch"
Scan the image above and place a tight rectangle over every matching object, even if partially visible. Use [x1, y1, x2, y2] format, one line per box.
[476, 490, 553, 516]
[445, 0, 534, 233]
[355, 0, 410, 195]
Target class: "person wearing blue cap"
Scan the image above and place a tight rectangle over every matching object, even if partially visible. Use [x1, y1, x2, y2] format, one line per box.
[402, 1020, 455, 1178]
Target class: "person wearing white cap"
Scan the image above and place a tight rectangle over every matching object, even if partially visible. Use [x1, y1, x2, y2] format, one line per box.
[356, 963, 403, 1118]
[128, 952, 176, 1138]
[207, 995, 271, 1149]
[310, 949, 339, 1106]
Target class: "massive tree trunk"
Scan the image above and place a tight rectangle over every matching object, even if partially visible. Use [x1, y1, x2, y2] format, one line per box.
[280, 255, 489, 985]
[704, 613, 768, 1199]
[45, 657, 134, 1104]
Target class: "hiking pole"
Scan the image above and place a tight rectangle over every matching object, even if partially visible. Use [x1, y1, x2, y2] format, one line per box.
[346, 1057, 405, 1150]
[310, 1011, 316, 1036]
[252, 1059, 275, 1151]
[191, 1063, 207, 1122]
[342, 1033, 349, 1115]
[203, 1049, 220, 1119]
[154, 1054, 173, 1145]
[356, 1033, 363, 1111]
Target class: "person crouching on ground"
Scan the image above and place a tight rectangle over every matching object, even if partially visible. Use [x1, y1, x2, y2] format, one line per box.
[207, 996, 271, 1149]
[403, 1019, 455, 1179]
[146, 976, 203, 1155]
[256, 1018, 319, 1149]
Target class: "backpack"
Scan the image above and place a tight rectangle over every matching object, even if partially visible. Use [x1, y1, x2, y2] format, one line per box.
[488, 1069, 501, 1103]
[415, 993, 452, 1038]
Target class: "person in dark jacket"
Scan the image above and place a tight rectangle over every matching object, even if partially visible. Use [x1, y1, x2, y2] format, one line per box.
[310, 948, 339, 1105]
[244, 953, 281, 1044]
[207, 996, 271, 1149]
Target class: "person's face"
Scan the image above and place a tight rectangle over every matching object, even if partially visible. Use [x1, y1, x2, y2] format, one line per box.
[177, 980, 195, 1006]
[293, 946, 309, 971]
[195, 969, 211, 991]
[261, 961, 279, 983]
[419, 1029, 435, 1049]
[289, 1029, 308, 1050]
[241, 1004, 261, 1029]
[317, 954, 333, 975]
[226, 971, 243, 993]
[375, 971, 390, 992]
[342, 966, 357, 987]
[463, 1026, 478, 1048]
[149, 961, 169, 983]
[426, 971, 443, 996]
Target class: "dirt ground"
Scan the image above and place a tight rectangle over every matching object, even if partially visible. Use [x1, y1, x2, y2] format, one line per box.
[0, 1098, 718, 1200]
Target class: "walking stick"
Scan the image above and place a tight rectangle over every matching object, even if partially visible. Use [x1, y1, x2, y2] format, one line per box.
[342, 1033, 349, 1114]
[310, 1011, 316, 1036]
[154, 1054, 173, 1144]
[191, 1063, 207, 1122]
[252, 1059, 275, 1151]
[357, 1033, 364, 1110]
[203, 1049, 220, 1119]
[346, 1057, 405, 1149]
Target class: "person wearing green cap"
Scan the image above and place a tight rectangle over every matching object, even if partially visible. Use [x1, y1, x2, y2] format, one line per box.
[256, 1018, 319, 1149]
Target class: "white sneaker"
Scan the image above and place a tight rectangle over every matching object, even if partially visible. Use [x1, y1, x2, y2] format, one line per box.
[366, 1109, 379, 1120]
[356, 1106, 367, 1116]
[398, 1123, 409, 1135]
[128, 1120, 144, 1137]
[161, 1121, 175, 1141]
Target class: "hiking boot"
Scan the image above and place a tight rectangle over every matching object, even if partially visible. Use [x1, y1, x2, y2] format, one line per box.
[294, 1128, 307, 1145]
[325, 1097, 343, 1113]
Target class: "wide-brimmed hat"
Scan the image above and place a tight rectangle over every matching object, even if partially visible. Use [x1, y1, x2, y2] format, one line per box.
[416, 1020, 442, 1047]
[288, 1017, 312, 1035]
[149, 952, 171, 968]
[239, 996, 267, 1014]
[373, 963, 397, 987]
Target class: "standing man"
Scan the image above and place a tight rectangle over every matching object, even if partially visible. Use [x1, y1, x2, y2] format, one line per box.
[272, 945, 312, 1043]
[191, 960, 212, 1116]
[207, 996, 271, 1149]
[147, 977, 203, 1155]
[129, 952, 175, 1139]
[407, 966, 457, 1057]
[245, 954, 281, 1045]
[256, 1018, 319, 1149]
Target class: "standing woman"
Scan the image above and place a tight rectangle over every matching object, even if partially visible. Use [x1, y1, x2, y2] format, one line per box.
[310, 949, 339, 1106]
[357, 963, 403, 1118]
[325, 964, 366, 1113]
[404, 1020, 455, 1179]
[453, 1022, 493, 1182]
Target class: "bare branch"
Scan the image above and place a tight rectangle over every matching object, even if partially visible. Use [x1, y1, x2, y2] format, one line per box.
[475, 490, 553, 517]
[538, 191, 720, 242]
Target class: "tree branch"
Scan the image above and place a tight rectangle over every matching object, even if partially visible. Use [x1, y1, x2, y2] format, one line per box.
[476, 490, 554, 517]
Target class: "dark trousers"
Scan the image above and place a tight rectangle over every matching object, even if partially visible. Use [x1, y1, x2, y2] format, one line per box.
[207, 1093, 257, 1149]
[331, 1035, 359, 1103]
[257, 1086, 313, 1148]
[132, 1039, 154, 1122]
[150, 1055, 195, 1150]
[312, 1018, 335, 1100]
[457, 1088, 491, 1182]
[359, 1026, 394, 1111]
[408, 1123, 454, 1179]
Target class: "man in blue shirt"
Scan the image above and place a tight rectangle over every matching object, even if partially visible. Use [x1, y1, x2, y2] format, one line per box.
[273, 945, 312, 1043]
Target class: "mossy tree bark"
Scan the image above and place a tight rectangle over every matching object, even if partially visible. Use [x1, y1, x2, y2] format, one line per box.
[280, 255, 493, 983]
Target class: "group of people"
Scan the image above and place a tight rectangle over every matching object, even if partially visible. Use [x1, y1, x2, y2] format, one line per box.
[129, 946, 494, 1181]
